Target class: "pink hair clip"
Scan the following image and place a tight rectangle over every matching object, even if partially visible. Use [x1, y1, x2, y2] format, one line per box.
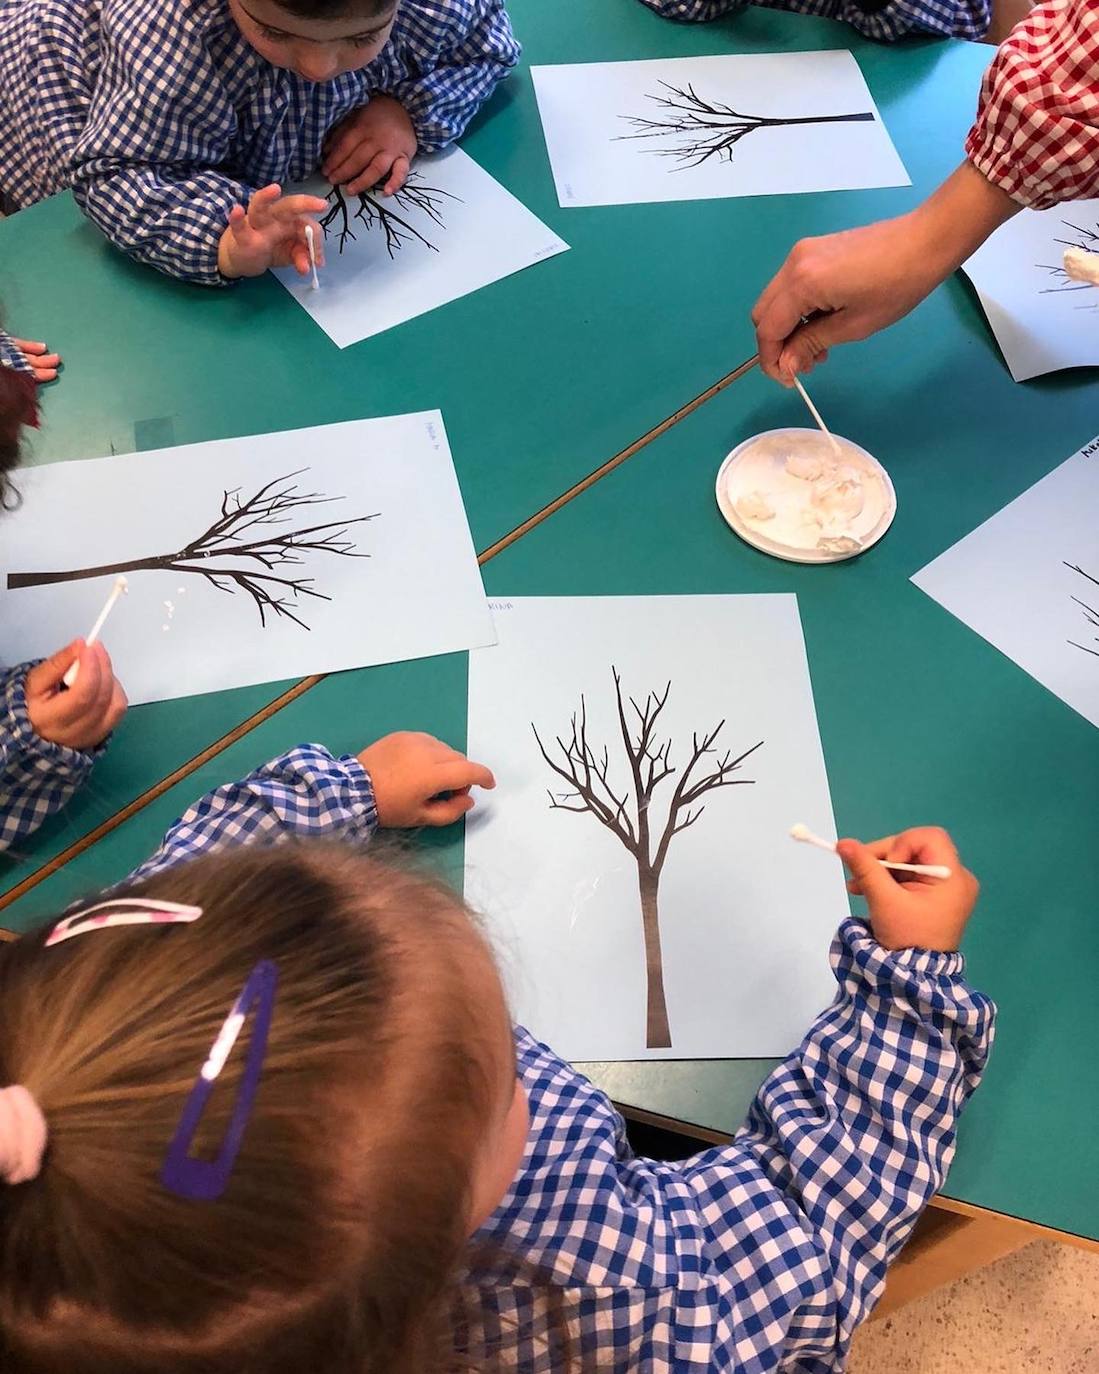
[46, 898, 204, 948]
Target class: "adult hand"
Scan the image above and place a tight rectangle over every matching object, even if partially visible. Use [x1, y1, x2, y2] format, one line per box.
[217, 184, 328, 279]
[322, 95, 418, 196]
[12, 339, 61, 384]
[837, 827, 979, 953]
[358, 731, 496, 827]
[25, 640, 128, 750]
[751, 161, 1021, 382]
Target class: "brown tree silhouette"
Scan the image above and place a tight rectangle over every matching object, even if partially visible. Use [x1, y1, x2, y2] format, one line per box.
[1036, 219, 1099, 308]
[1066, 562, 1099, 656]
[618, 82, 875, 170]
[7, 471, 376, 630]
[533, 668, 762, 1048]
[321, 173, 459, 258]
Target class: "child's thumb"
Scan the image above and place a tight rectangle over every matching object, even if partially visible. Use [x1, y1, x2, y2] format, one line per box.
[27, 640, 82, 692]
[836, 838, 894, 903]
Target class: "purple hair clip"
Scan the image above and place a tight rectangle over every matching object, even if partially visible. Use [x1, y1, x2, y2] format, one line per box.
[161, 960, 278, 1203]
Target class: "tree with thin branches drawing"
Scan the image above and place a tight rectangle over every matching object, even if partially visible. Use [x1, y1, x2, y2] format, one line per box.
[1036, 219, 1099, 307]
[533, 668, 763, 1049]
[617, 81, 875, 170]
[321, 173, 459, 257]
[7, 471, 377, 630]
[1066, 562, 1099, 656]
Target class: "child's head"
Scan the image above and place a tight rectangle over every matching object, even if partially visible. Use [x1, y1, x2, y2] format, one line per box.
[0, 844, 529, 1374]
[228, 0, 398, 83]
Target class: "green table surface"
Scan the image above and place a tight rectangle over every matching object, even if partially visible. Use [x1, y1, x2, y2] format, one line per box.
[7, 0, 1089, 1243]
[10, 261, 1099, 1241]
[0, 2, 992, 897]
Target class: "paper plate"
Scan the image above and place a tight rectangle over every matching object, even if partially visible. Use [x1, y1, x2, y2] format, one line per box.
[715, 428, 897, 565]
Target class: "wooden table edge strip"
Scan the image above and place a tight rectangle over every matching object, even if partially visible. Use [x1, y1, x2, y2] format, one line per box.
[0, 353, 760, 916]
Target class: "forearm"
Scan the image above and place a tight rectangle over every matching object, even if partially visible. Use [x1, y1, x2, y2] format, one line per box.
[391, 1, 520, 152]
[735, 919, 995, 1350]
[123, 745, 378, 885]
[907, 160, 1020, 279]
[73, 165, 247, 286]
[0, 665, 102, 852]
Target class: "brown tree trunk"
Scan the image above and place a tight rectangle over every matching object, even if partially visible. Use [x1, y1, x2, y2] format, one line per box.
[638, 866, 671, 1049]
[7, 555, 172, 589]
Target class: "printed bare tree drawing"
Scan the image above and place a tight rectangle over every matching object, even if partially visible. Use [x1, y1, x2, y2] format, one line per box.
[533, 668, 763, 1048]
[321, 174, 459, 257]
[617, 82, 875, 170]
[1036, 219, 1099, 306]
[1066, 562, 1099, 655]
[7, 471, 377, 630]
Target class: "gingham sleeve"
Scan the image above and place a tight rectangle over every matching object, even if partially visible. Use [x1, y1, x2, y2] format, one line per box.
[385, 0, 520, 153]
[63, 3, 249, 284]
[636, 0, 990, 41]
[966, 0, 1099, 208]
[0, 664, 103, 852]
[0, 333, 32, 376]
[123, 746, 379, 885]
[467, 920, 994, 1369]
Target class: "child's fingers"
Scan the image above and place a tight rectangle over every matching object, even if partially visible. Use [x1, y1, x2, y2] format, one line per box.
[290, 240, 311, 276]
[383, 155, 410, 196]
[265, 194, 328, 225]
[25, 640, 82, 697]
[31, 362, 60, 383]
[423, 793, 477, 826]
[347, 151, 395, 196]
[13, 339, 48, 356]
[324, 138, 374, 186]
[436, 759, 496, 793]
[835, 838, 900, 907]
[245, 184, 284, 229]
[60, 642, 107, 716]
[886, 827, 960, 869]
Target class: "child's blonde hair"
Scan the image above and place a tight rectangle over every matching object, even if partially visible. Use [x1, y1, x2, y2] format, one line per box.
[0, 843, 503, 1373]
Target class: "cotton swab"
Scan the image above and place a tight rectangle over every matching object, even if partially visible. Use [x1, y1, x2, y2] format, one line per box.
[305, 225, 320, 291]
[791, 376, 842, 458]
[63, 575, 128, 688]
[789, 823, 952, 880]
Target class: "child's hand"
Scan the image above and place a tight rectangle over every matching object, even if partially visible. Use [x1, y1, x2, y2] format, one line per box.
[25, 640, 128, 751]
[322, 95, 418, 197]
[358, 731, 495, 827]
[12, 339, 61, 384]
[217, 184, 328, 279]
[837, 828, 979, 953]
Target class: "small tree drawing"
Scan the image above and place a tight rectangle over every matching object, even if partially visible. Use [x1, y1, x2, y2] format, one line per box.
[321, 174, 459, 258]
[6, 471, 377, 631]
[1036, 220, 1099, 307]
[1066, 562, 1099, 656]
[617, 81, 875, 170]
[532, 668, 763, 1049]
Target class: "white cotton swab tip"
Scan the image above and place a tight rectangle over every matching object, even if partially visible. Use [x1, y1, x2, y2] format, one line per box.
[789, 823, 952, 881]
[63, 575, 128, 688]
[305, 224, 320, 291]
[791, 376, 842, 458]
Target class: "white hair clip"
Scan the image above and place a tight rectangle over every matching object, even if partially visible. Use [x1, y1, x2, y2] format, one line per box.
[45, 898, 204, 948]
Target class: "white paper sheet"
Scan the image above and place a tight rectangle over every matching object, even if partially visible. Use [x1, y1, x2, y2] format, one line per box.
[913, 435, 1099, 728]
[531, 51, 909, 209]
[0, 413, 495, 705]
[962, 201, 1099, 381]
[271, 147, 569, 348]
[464, 595, 848, 1062]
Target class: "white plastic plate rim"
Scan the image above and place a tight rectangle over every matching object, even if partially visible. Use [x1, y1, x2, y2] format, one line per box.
[714, 427, 897, 565]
